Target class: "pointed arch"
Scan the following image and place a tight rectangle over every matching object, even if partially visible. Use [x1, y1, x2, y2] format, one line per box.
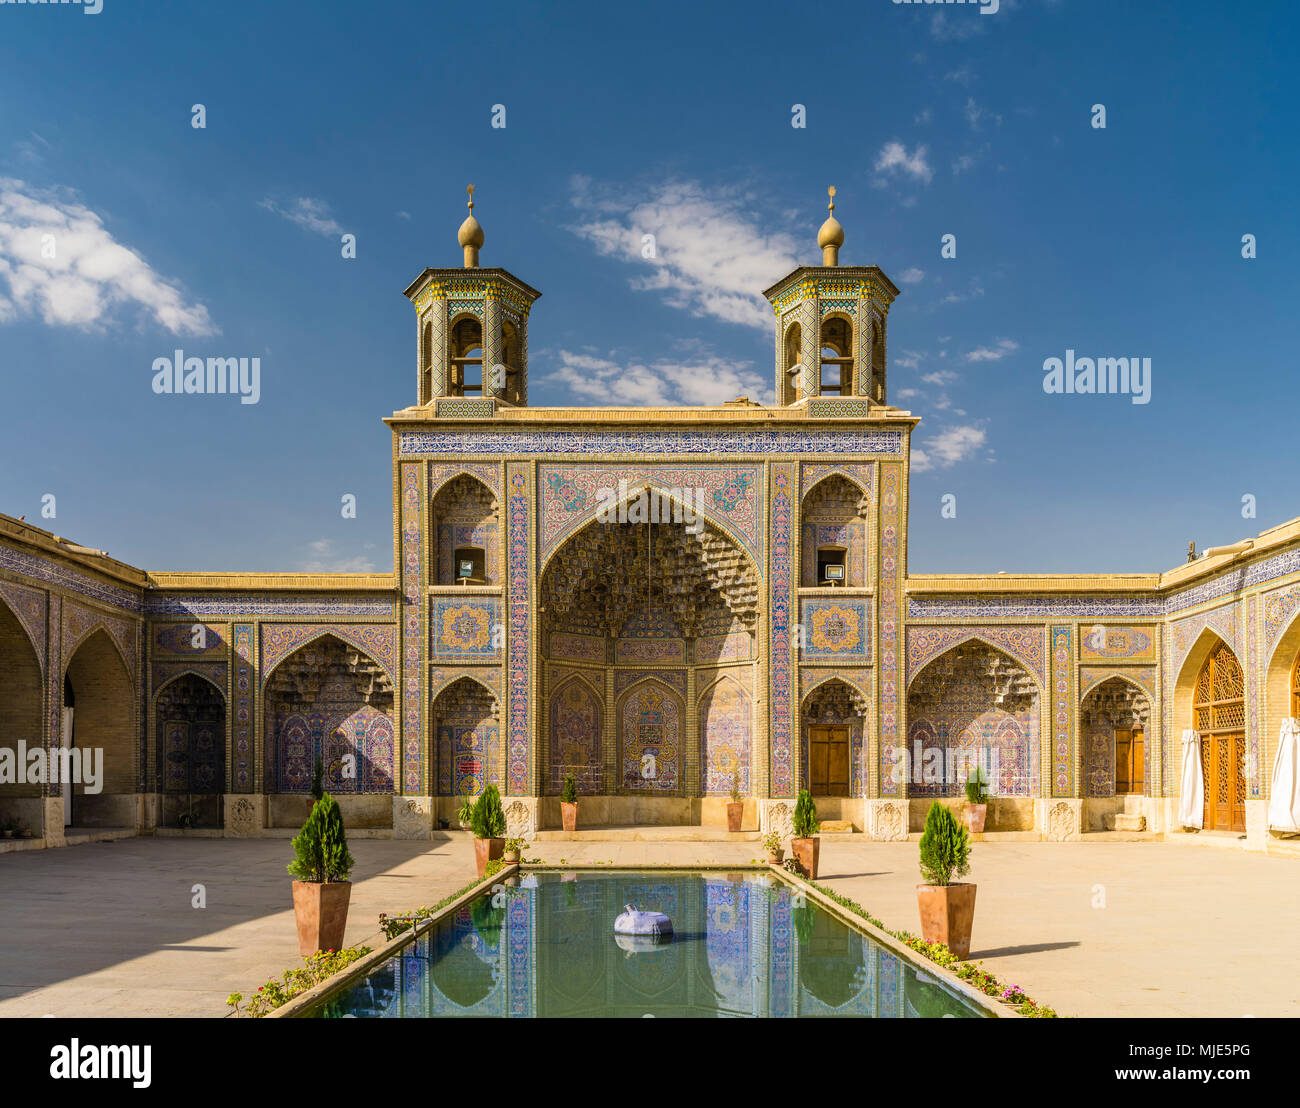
[63, 627, 136, 825]
[537, 481, 761, 579]
[906, 639, 1041, 799]
[263, 632, 395, 795]
[260, 626, 396, 689]
[547, 672, 603, 795]
[800, 670, 871, 708]
[0, 593, 46, 814]
[432, 674, 501, 797]
[430, 471, 499, 585]
[1264, 604, 1300, 792]
[907, 630, 1047, 694]
[616, 677, 684, 795]
[699, 675, 751, 795]
[800, 676, 867, 798]
[1078, 674, 1151, 799]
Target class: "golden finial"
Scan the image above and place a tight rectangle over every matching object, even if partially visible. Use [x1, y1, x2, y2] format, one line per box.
[818, 184, 844, 266]
[458, 182, 484, 267]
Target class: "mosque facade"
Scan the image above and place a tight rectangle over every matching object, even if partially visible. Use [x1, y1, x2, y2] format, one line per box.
[2, 191, 1298, 852]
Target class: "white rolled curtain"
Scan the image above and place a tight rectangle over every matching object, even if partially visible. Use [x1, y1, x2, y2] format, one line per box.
[1267, 719, 1300, 832]
[1178, 729, 1204, 829]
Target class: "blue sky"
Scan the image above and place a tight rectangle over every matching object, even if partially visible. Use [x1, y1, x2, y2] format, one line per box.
[0, 0, 1295, 575]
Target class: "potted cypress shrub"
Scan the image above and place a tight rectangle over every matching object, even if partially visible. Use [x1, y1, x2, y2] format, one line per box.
[287, 792, 355, 956]
[471, 784, 507, 877]
[916, 800, 976, 960]
[726, 771, 744, 832]
[560, 773, 579, 832]
[963, 766, 990, 833]
[789, 789, 821, 879]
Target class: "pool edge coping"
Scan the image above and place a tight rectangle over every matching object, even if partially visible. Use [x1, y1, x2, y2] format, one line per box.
[769, 864, 1016, 1019]
[272, 862, 1009, 1019]
[266, 863, 519, 1019]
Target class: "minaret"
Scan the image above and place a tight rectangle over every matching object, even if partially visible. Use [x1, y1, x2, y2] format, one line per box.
[403, 185, 542, 409]
[762, 187, 900, 407]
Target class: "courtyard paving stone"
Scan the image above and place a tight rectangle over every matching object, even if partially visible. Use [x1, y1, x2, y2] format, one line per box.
[1, 836, 1294, 1018]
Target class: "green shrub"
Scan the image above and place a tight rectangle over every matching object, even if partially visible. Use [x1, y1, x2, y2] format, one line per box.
[310, 756, 325, 801]
[792, 789, 819, 838]
[963, 766, 989, 805]
[918, 801, 970, 886]
[470, 785, 507, 839]
[456, 794, 474, 825]
[729, 771, 743, 804]
[287, 793, 354, 883]
[560, 774, 578, 804]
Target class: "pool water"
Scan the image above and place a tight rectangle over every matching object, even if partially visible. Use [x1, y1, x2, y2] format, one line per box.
[308, 871, 985, 1018]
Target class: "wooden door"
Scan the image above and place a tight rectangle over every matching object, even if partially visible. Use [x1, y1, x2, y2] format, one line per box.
[809, 726, 849, 796]
[1203, 733, 1245, 833]
[1193, 643, 1246, 832]
[1115, 728, 1144, 794]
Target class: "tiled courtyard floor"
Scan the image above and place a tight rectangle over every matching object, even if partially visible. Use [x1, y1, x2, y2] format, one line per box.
[1, 835, 1294, 1018]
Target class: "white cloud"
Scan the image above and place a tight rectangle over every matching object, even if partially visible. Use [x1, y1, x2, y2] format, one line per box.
[912, 425, 987, 472]
[547, 349, 769, 407]
[930, 11, 984, 41]
[914, 108, 933, 125]
[894, 349, 923, 370]
[396, 210, 412, 221]
[965, 338, 1018, 362]
[945, 65, 977, 86]
[568, 178, 803, 332]
[298, 538, 378, 573]
[898, 267, 925, 285]
[259, 196, 343, 237]
[874, 141, 934, 186]
[896, 388, 920, 400]
[922, 370, 959, 385]
[0, 178, 215, 335]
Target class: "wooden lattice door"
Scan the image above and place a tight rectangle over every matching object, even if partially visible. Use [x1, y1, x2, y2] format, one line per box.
[1193, 643, 1246, 832]
[1291, 650, 1300, 717]
[809, 726, 850, 797]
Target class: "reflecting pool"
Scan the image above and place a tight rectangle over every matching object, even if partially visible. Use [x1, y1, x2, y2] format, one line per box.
[308, 871, 986, 1018]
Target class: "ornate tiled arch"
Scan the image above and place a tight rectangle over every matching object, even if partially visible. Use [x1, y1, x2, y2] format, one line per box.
[152, 663, 228, 698]
[430, 670, 499, 706]
[63, 602, 136, 677]
[1080, 666, 1156, 700]
[800, 462, 872, 501]
[0, 579, 46, 671]
[1169, 603, 1240, 679]
[430, 666, 501, 702]
[799, 668, 871, 707]
[259, 624, 397, 687]
[536, 464, 764, 573]
[1263, 581, 1300, 664]
[906, 625, 1047, 690]
[428, 461, 502, 503]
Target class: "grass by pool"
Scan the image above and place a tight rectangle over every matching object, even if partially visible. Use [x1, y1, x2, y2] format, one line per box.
[307, 870, 987, 1018]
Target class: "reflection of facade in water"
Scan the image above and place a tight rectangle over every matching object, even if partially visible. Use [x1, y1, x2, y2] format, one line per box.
[321, 875, 979, 1018]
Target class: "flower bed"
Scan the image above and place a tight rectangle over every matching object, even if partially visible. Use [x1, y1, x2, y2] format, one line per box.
[786, 873, 1061, 1018]
[227, 947, 372, 1018]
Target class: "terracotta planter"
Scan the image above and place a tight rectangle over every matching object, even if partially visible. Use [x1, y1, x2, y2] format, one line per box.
[916, 882, 977, 960]
[503, 849, 520, 864]
[767, 849, 785, 865]
[726, 802, 744, 832]
[790, 836, 820, 880]
[474, 836, 504, 877]
[965, 803, 988, 834]
[291, 880, 352, 957]
[561, 801, 578, 832]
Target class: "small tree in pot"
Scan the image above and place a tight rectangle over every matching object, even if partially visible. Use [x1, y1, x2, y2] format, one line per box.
[963, 765, 990, 833]
[471, 784, 507, 877]
[916, 800, 976, 959]
[288, 793, 355, 956]
[560, 773, 579, 832]
[762, 829, 784, 864]
[789, 789, 821, 879]
[726, 771, 744, 833]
